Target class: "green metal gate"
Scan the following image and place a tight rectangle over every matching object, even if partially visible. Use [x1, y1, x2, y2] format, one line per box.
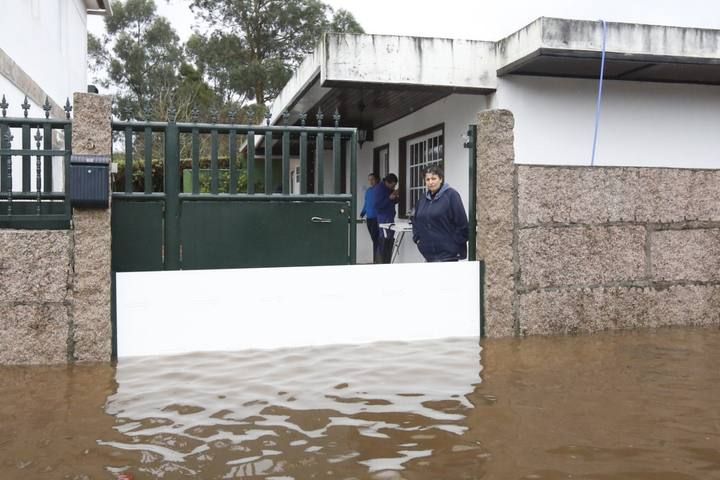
[111, 113, 357, 272]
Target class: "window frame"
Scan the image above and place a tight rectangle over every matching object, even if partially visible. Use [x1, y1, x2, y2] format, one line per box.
[398, 123, 445, 218]
[373, 143, 390, 180]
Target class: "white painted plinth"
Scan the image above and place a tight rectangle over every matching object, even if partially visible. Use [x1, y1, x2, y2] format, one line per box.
[116, 262, 480, 358]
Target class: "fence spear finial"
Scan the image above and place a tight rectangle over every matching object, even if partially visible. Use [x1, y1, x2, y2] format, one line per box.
[122, 103, 133, 121]
[167, 103, 177, 124]
[64, 98, 72, 119]
[43, 96, 51, 119]
[34, 127, 42, 148]
[264, 109, 272, 126]
[144, 99, 153, 121]
[316, 108, 324, 127]
[300, 112, 307, 127]
[210, 106, 219, 124]
[282, 110, 290, 126]
[0, 95, 8, 118]
[333, 108, 341, 128]
[21, 95, 30, 118]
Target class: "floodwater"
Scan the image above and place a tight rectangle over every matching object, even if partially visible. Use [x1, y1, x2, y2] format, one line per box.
[1, 328, 719, 480]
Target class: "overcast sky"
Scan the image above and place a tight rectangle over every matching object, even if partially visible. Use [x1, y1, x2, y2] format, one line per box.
[89, 0, 720, 42]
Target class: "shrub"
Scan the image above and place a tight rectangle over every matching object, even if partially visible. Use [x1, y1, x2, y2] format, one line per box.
[112, 156, 263, 193]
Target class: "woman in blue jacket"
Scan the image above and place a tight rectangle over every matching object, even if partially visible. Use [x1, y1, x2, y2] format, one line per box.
[412, 165, 469, 262]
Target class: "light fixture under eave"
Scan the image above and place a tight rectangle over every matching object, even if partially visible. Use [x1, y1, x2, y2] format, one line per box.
[358, 129, 367, 148]
[357, 128, 373, 149]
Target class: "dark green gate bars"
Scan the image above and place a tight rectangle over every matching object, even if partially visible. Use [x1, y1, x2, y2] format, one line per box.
[0, 95, 72, 229]
[111, 107, 358, 272]
[465, 123, 483, 336]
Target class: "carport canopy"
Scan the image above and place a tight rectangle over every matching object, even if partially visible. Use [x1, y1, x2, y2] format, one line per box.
[270, 18, 720, 129]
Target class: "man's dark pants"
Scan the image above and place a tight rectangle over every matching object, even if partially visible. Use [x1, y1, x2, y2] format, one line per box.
[380, 229, 395, 264]
[366, 218, 380, 263]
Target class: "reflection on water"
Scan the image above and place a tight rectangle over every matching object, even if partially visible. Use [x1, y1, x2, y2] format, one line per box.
[103, 338, 483, 479]
[1, 328, 719, 479]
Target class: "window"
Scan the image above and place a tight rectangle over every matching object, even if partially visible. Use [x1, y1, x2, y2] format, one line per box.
[398, 124, 444, 217]
[373, 144, 389, 179]
[406, 130, 443, 214]
[290, 165, 300, 194]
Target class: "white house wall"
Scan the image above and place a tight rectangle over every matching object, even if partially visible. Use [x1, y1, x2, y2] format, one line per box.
[491, 75, 720, 168]
[355, 94, 488, 264]
[0, 0, 88, 114]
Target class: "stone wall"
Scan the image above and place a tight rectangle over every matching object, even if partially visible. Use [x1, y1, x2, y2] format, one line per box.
[477, 109, 720, 337]
[0, 231, 73, 363]
[0, 93, 112, 364]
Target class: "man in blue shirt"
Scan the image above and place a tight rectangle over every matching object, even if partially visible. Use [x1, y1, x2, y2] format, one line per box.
[374, 173, 399, 264]
[360, 172, 380, 263]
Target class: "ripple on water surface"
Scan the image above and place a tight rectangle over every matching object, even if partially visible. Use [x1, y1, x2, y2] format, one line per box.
[2, 329, 720, 479]
[101, 337, 485, 478]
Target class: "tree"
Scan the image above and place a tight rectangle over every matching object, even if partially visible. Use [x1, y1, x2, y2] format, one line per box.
[87, 33, 109, 86]
[89, 0, 363, 122]
[189, 0, 364, 111]
[329, 9, 364, 34]
[89, 0, 213, 121]
[185, 32, 248, 104]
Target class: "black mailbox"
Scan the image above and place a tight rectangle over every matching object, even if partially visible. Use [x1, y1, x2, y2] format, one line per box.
[70, 154, 110, 208]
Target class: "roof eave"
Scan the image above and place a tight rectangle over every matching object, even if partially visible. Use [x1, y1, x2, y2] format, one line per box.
[269, 33, 497, 126]
[85, 0, 113, 16]
[496, 17, 720, 84]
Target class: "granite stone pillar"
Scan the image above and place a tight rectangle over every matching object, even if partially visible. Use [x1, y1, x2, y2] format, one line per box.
[477, 110, 516, 338]
[70, 93, 112, 362]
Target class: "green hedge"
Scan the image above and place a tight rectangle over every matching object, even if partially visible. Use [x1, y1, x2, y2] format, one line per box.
[112, 156, 264, 193]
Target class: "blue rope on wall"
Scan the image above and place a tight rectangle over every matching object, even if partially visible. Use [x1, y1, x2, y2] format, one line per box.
[591, 19, 608, 167]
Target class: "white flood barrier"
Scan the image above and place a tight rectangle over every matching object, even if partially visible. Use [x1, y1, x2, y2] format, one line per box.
[116, 261, 480, 358]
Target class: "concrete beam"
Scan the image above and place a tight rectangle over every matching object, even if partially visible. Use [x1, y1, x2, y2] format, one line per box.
[268, 50, 328, 126]
[269, 33, 497, 125]
[497, 17, 720, 75]
[84, 0, 113, 15]
[322, 34, 496, 91]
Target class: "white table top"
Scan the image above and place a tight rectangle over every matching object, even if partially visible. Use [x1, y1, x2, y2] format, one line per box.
[379, 221, 413, 232]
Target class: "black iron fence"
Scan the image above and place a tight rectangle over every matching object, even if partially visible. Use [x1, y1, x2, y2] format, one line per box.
[0, 95, 72, 229]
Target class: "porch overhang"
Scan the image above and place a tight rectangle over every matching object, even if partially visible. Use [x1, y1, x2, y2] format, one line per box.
[271, 18, 720, 130]
[84, 0, 113, 16]
[269, 34, 496, 129]
[497, 17, 720, 84]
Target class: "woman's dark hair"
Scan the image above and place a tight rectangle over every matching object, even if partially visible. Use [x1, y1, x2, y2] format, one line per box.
[424, 165, 444, 179]
[383, 173, 398, 183]
[368, 172, 380, 181]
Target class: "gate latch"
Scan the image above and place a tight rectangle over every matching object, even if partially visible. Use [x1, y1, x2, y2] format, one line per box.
[311, 216, 332, 223]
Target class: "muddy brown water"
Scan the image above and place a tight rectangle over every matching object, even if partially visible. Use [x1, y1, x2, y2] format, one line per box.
[1, 328, 719, 479]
